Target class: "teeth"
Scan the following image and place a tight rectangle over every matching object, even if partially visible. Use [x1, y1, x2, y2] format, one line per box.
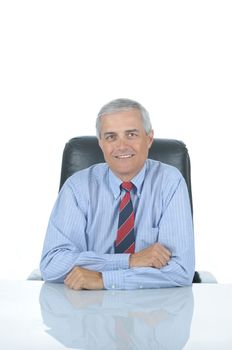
[116, 155, 133, 159]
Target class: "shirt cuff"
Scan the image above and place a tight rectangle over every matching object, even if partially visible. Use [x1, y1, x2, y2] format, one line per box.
[107, 253, 130, 271]
[102, 270, 125, 290]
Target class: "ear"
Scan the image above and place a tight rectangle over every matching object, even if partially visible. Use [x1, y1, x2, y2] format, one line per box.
[147, 129, 154, 149]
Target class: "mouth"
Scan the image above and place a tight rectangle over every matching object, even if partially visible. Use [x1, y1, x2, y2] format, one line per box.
[114, 154, 135, 159]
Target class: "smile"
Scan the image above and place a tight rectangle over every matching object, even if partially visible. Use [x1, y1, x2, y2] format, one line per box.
[114, 154, 134, 159]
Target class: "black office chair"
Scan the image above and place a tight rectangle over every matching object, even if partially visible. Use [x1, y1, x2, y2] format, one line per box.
[58, 136, 216, 284]
[28, 136, 217, 283]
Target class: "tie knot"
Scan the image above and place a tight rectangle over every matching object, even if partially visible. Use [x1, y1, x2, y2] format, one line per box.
[121, 182, 133, 192]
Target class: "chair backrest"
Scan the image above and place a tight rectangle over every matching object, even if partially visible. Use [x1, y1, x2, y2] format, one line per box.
[59, 136, 201, 282]
[59, 136, 193, 213]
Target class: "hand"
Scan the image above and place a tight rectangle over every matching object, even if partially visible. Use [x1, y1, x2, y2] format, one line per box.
[129, 243, 171, 269]
[64, 266, 104, 290]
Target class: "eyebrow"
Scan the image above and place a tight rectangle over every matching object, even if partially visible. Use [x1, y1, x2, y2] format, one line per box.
[103, 129, 140, 136]
[125, 129, 139, 133]
[103, 131, 116, 135]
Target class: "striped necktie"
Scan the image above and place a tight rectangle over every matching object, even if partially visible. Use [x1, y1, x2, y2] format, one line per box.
[115, 182, 135, 254]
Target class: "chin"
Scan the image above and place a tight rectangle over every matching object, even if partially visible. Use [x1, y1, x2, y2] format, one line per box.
[113, 168, 136, 180]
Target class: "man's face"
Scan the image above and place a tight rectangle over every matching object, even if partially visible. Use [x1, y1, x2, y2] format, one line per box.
[98, 109, 154, 181]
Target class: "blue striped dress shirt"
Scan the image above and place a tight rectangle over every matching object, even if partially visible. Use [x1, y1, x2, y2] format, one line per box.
[40, 159, 195, 289]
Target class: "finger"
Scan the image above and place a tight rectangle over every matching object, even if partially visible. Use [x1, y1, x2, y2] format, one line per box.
[153, 246, 168, 262]
[64, 272, 75, 283]
[154, 250, 170, 267]
[156, 245, 172, 260]
[159, 245, 172, 257]
[161, 251, 171, 262]
[65, 270, 82, 288]
[65, 275, 82, 290]
[64, 274, 74, 287]
[152, 260, 162, 269]
[157, 256, 168, 267]
[65, 266, 81, 283]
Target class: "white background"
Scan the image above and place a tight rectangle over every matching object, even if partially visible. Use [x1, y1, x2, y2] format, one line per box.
[0, 0, 231, 282]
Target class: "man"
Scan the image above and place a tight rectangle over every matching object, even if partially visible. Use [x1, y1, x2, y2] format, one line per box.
[40, 98, 195, 290]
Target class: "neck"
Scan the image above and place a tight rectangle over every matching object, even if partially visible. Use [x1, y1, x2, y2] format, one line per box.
[113, 167, 145, 182]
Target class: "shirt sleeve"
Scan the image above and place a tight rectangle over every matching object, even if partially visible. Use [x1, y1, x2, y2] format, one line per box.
[40, 180, 129, 282]
[102, 176, 195, 289]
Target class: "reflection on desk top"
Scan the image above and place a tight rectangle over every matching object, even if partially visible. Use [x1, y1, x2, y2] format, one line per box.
[0, 281, 232, 349]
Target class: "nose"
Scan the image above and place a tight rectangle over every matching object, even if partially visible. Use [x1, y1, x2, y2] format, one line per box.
[115, 136, 128, 149]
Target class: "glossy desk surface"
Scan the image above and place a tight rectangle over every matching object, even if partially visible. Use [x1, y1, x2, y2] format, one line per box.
[0, 281, 232, 349]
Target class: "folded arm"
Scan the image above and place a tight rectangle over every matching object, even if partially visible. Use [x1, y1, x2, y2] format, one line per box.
[40, 181, 130, 282]
[101, 177, 195, 289]
[102, 176, 195, 289]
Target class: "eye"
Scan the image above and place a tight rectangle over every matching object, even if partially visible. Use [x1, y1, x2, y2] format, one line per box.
[127, 132, 138, 138]
[105, 134, 116, 142]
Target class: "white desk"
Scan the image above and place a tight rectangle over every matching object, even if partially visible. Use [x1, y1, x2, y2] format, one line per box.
[0, 281, 232, 349]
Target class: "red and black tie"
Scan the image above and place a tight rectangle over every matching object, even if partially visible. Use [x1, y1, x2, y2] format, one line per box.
[115, 182, 135, 254]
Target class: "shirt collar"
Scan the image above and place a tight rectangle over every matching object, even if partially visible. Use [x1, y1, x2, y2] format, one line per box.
[108, 161, 147, 199]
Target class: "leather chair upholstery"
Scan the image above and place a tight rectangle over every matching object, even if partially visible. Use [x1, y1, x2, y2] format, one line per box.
[60, 137, 193, 212]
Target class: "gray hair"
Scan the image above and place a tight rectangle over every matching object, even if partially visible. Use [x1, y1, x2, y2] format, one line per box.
[96, 98, 152, 138]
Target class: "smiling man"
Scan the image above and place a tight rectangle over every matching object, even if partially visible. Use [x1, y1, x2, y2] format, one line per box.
[40, 98, 195, 290]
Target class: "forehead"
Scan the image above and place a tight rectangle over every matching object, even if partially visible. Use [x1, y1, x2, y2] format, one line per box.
[100, 109, 143, 131]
